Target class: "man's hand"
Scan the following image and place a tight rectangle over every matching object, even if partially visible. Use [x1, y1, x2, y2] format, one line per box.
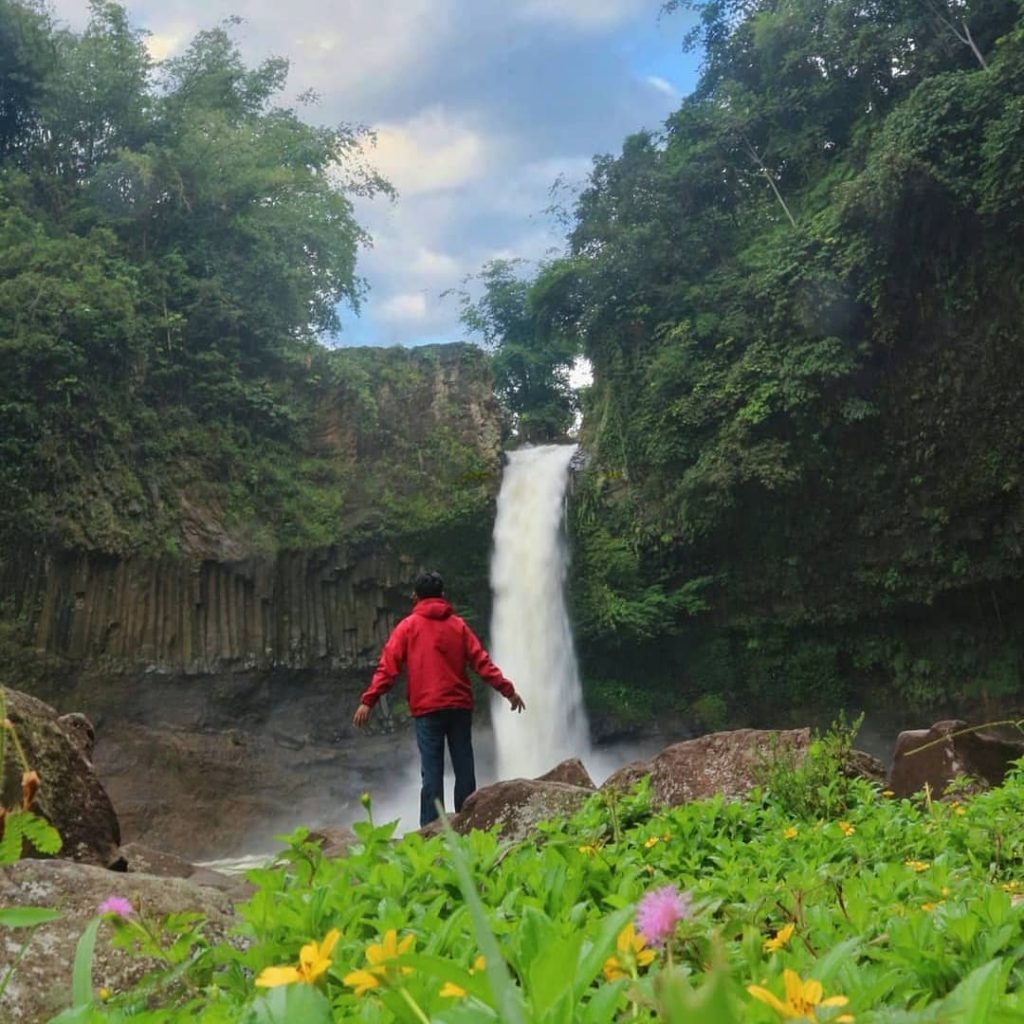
[352, 703, 372, 728]
[509, 693, 526, 714]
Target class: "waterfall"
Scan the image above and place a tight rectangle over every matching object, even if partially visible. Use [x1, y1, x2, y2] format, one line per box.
[489, 444, 590, 779]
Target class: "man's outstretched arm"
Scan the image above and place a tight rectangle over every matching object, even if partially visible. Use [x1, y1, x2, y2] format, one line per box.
[353, 622, 408, 727]
[464, 625, 525, 712]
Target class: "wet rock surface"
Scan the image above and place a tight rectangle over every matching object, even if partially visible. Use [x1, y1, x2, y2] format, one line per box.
[0, 859, 240, 1024]
[119, 842, 252, 900]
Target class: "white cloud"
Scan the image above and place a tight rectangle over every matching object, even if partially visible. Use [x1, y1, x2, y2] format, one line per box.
[379, 291, 429, 323]
[409, 246, 462, 280]
[47, 0, 695, 347]
[366, 107, 491, 197]
[516, 0, 649, 30]
[52, 0, 449, 109]
[645, 74, 680, 99]
[144, 28, 188, 61]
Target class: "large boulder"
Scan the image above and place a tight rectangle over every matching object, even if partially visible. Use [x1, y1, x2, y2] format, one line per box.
[2, 689, 121, 867]
[600, 759, 651, 795]
[0, 858, 239, 1024]
[602, 728, 812, 806]
[888, 719, 1024, 799]
[422, 779, 595, 841]
[535, 758, 596, 789]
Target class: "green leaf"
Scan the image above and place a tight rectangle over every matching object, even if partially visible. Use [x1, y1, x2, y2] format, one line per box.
[71, 917, 101, 1008]
[933, 959, 1008, 1024]
[573, 905, 634, 1001]
[0, 814, 24, 865]
[440, 814, 528, 1024]
[249, 984, 333, 1024]
[19, 813, 63, 856]
[0, 906, 61, 928]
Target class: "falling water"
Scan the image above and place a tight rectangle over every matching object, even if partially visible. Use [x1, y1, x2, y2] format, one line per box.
[489, 444, 590, 779]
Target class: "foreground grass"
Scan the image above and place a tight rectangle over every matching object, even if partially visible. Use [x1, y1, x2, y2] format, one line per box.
[40, 756, 1024, 1023]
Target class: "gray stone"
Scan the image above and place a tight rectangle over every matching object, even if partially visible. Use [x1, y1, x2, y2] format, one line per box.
[0, 859, 240, 1024]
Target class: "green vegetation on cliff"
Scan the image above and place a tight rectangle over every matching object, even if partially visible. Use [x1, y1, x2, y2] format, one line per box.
[516, 0, 1024, 715]
[0, 3, 499, 585]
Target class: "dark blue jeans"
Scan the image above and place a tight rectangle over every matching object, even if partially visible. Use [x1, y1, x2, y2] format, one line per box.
[414, 708, 476, 827]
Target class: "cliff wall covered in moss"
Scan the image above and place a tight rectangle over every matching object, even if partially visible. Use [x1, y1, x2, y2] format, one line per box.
[1, 343, 504, 677]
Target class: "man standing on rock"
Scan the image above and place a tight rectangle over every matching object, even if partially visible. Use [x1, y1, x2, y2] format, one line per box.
[353, 570, 526, 826]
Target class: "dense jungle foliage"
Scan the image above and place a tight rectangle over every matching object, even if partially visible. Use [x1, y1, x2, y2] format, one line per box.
[502, 0, 1024, 718]
[0, 0, 500, 587]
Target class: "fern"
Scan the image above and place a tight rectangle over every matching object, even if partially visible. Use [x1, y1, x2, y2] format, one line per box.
[20, 812, 62, 856]
[0, 811, 62, 864]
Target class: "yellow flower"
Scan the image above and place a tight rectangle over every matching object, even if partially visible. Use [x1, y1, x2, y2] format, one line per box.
[748, 969, 851, 1021]
[763, 922, 795, 953]
[921, 901, 944, 912]
[255, 928, 341, 987]
[602, 922, 657, 981]
[881, 789, 895, 798]
[578, 844, 601, 856]
[343, 969, 381, 997]
[343, 929, 416, 996]
[644, 836, 660, 849]
[472, 955, 486, 973]
[1001, 881, 1021, 893]
[784, 827, 799, 841]
[838, 821, 855, 837]
[905, 860, 930, 873]
[97, 987, 111, 1002]
[366, 929, 415, 973]
[440, 981, 466, 998]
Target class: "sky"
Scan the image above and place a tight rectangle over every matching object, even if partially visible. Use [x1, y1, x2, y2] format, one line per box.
[50, 0, 703, 347]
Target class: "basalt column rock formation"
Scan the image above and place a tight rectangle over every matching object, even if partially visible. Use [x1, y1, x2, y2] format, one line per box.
[18, 547, 417, 675]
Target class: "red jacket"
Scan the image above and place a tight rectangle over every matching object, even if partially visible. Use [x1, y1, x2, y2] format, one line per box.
[360, 597, 516, 716]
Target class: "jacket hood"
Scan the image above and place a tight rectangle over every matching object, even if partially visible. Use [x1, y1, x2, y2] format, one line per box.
[413, 597, 453, 620]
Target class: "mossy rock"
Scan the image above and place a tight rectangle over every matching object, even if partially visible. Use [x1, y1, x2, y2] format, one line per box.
[1, 688, 121, 866]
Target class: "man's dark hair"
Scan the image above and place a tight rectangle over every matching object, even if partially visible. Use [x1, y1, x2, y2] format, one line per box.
[413, 571, 445, 599]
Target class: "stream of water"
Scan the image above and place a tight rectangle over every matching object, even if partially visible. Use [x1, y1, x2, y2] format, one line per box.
[489, 444, 591, 779]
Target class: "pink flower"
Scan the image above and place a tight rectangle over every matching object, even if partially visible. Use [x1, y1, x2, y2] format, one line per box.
[97, 896, 135, 919]
[635, 884, 692, 946]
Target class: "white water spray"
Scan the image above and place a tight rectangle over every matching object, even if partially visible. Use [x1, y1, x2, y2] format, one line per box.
[489, 444, 590, 779]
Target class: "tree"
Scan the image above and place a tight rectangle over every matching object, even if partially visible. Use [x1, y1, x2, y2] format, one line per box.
[0, 2, 392, 549]
[537, 0, 1024, 711]
[453, 259, 580, 443]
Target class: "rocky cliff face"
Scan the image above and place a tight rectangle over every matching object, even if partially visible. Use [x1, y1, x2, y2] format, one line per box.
[14, 547, 410, 674]
[1, 343, 504, 677]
